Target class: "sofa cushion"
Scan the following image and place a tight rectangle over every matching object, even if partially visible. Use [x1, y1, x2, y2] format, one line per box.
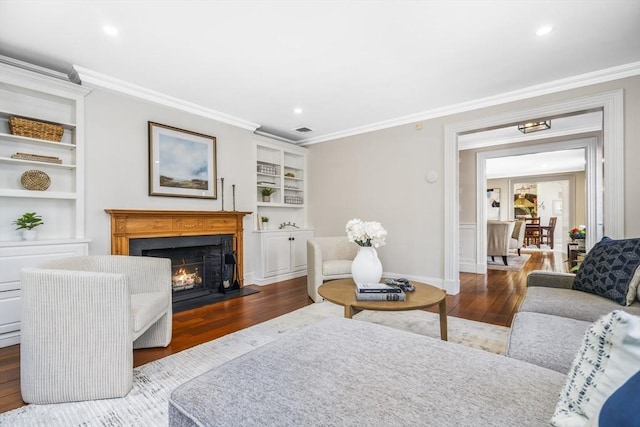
[573, 237, 640, 306]
[519, 286, 640, 323]
[507, 312, 591, 374]
[169, 317, 566, 427]
[322, 259, 352, 276]
[551, 310, 640, 426]
[131, 291, 168, 333]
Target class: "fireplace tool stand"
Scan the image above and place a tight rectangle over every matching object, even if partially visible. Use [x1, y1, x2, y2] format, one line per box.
[220, 252, 241, 294]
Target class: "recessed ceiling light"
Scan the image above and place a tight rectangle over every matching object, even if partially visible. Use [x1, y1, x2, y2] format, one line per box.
[103, 25, 119, 37]
[293, 108, 303, 114]
[535, 26, 553, 36]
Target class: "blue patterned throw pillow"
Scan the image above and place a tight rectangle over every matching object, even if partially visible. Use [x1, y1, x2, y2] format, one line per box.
[573, 237, 640, 306]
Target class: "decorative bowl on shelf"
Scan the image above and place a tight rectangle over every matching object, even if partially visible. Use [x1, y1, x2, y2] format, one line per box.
[20, 169, 51, 191]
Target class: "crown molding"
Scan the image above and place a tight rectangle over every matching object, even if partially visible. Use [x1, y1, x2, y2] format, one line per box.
[74, 66, 260, 132]
[298, 61, 640, 146]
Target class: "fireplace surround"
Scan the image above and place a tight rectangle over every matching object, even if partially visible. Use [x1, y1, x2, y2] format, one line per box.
[105, 209, 252, 308]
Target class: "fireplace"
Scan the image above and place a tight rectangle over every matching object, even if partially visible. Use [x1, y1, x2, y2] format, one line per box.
[105, 209, 253, 311]
[130, 235, 235, 303]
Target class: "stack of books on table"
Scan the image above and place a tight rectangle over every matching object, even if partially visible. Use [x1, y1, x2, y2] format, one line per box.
[355, 282, 406, 301]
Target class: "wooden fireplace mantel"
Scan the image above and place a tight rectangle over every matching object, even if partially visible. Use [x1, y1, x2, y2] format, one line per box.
[105, 209, 252, 286]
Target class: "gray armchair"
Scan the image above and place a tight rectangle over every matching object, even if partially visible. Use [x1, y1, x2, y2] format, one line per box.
[20, 255, 172, 404]
[307, 237, 358, 302]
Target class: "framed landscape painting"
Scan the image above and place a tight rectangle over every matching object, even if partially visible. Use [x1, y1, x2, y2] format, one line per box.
[148, 122, 217, 198]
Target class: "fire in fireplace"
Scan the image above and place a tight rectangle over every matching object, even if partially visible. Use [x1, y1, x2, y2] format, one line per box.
[129, 234, 235, 304]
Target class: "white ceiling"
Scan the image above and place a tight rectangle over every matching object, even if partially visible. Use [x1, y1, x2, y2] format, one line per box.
[0, 1, 639, 144]
[486, 149, 586, 179]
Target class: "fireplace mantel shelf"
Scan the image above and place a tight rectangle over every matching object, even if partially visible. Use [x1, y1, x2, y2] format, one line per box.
[105, 209, 252, 286]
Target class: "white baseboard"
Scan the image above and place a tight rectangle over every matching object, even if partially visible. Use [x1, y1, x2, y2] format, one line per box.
[249, 270, 307, 286]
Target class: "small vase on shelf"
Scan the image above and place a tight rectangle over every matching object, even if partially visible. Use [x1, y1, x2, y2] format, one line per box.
[351, 246, 383, 284]
[22, 229, 37, 241]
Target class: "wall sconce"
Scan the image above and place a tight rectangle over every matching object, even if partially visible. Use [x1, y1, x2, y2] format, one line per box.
[518, 120, 550, 134]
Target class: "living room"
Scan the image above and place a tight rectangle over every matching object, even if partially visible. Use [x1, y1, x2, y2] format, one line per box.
[1, 1, 639, 425]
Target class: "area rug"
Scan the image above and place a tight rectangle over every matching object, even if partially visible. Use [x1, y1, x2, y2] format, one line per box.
[0, 303, 509, 426]
[487, 253, 531, 271]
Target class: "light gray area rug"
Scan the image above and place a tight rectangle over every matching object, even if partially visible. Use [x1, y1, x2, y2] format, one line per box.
[487, 253, 531, 271]
[1, 303, 509, 427]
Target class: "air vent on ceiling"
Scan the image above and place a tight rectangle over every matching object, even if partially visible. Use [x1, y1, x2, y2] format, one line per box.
[293, 126, 314, 133]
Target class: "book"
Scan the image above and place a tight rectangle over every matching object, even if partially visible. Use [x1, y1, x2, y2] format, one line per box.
[355, 290, 406, 301]
[355, 282, 402, 293]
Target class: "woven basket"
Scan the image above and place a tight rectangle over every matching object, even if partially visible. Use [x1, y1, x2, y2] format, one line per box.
[9, 117, 64, 142]
[20, 170, 51, 191]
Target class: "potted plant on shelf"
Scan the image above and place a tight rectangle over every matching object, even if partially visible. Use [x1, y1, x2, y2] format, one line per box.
[261, 216, 269, 230]
[261, 187, 276, 202]
[13, 212, 44, 241]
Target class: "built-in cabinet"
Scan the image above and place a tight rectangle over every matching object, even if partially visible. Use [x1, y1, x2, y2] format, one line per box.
[253, 137, 313, 285]
[0, 61, 91, 347]
[253, 229, 314, 285]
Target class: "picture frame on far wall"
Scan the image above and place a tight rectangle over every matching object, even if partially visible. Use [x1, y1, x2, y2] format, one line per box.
[487, 188, 501, 220]
[148, 122, 217, 199]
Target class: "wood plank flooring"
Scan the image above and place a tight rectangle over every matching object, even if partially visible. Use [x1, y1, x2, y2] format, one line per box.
[0, 249, 565, 414]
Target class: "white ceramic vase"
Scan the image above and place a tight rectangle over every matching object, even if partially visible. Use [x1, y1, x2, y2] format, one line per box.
[351, 246, 383, 284]
[22, 229, 37, 241]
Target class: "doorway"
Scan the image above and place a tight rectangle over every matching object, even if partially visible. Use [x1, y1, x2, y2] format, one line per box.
[442, 90, 624, 294]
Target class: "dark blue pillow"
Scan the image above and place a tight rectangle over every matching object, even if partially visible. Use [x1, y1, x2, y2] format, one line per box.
[573, 237, 640, 305]
[598, 369, 640, 426]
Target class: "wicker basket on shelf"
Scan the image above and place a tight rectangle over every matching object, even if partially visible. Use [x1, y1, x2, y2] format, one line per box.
[9, 117, 64, 142]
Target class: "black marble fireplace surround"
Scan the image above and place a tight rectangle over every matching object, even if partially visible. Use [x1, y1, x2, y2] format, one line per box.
[129, 234, 255, 311]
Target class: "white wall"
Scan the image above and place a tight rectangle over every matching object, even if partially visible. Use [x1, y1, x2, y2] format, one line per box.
[84, 88, 259, 274]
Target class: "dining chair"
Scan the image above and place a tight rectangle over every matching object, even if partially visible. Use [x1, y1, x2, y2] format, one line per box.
[524, 219, 541, 247]
[539, 217, 558, 249]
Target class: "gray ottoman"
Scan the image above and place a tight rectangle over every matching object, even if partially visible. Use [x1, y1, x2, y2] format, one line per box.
[169, 317, 565, 427]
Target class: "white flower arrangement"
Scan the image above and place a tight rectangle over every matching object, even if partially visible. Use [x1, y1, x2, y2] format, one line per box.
[345, 218, 387, 248]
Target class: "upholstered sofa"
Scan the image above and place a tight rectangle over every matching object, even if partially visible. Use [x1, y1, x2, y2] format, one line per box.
[168, 237, 640, 426]
[508, 270, 640, 374]
[20, 255, 172, 404]
[306, 236, 358, 302]
[508, 236, 640, 374]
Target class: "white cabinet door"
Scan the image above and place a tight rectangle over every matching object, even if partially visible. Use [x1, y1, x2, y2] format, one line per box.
[290, 230, 314, 272]
[263, 232, 292, 277]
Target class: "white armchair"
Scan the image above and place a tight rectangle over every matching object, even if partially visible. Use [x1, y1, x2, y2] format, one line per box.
[307, 237, 358, 302]
[20, 255, 172, 404]
[487, 221, 516, 265]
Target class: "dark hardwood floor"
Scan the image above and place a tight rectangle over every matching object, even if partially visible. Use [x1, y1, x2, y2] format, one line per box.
[0, 249, 565, 414]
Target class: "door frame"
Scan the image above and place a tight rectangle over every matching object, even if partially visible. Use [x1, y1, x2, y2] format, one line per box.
[475, 139, 596, 274]
[443, 90, 623, 294]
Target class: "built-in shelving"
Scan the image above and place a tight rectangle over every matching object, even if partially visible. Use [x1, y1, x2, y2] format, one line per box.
[0, 59, 91, 348]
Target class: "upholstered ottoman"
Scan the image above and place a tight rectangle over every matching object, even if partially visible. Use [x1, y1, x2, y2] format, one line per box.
[169, 318, 565, 427]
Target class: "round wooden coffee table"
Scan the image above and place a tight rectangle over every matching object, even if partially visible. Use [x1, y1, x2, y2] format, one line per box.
[318, 278, 448, 341]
